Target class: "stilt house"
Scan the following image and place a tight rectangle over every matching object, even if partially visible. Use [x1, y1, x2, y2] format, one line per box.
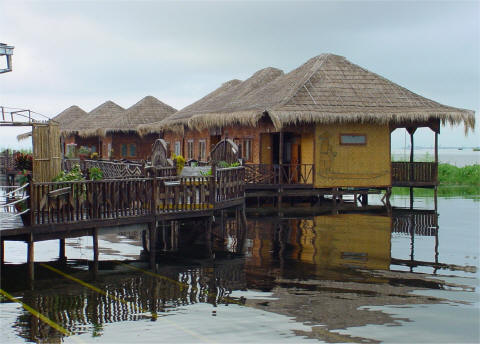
[140, 54, 475, 192]
[64, 96, 176, 161]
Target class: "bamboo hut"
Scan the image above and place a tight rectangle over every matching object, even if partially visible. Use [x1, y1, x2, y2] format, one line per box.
[65, 100, 125, 158]
[99, 96, 177, 160]
[140, 53, 475, 195]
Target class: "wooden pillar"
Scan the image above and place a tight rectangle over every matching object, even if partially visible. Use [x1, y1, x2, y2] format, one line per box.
[27, 233, 34, 281]
[59, 238, 66, 261]
[1, 239, 4, 265]
[434, 131, 439, 165]
[92, 228, 99, 275]
[149, 222, 157, 271]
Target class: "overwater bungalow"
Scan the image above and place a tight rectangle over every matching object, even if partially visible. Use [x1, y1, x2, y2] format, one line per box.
[63, 96, 176, 161]
[139, 53, 475, 196]
[64, 100, 125, 159]
[100, 96, 176, 161]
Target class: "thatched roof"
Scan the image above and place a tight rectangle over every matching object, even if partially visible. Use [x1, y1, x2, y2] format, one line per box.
[17, 105, 88, 141]
[100, 96, 176, 136]
[140, 53, 475, 135]
[72, 101, 125, 137]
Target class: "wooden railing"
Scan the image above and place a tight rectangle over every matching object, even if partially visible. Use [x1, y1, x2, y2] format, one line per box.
[391, 162, 438, 186]
[63, 159, 144, 179]
[216, 167, 245, 202]
[245, 164, 314, 185]
[27, 167, 245, 226]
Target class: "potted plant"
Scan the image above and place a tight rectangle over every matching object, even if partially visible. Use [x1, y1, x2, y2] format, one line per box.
[77, 146, 90, 160]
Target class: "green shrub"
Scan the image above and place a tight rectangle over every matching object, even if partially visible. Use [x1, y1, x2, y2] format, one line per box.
[53, 164, 85, 182]
[88, 167, 103, 180]
[438, 163, 480, 186]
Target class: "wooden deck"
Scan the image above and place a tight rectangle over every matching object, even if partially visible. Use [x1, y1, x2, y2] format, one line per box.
[1, 167, 245, 240]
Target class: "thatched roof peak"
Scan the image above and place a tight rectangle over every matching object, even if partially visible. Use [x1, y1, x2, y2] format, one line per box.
[141, 53, 474, 134]
[100, 96, 177, 136]
[71, 100, 125, 137]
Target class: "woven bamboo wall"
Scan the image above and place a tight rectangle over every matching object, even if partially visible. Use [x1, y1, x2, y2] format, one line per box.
[33, 122, 61, 182]
[314, 123, 391, 188]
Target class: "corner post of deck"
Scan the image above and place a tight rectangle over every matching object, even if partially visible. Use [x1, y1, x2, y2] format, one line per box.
[92, 228, 99, 275]
[59, 238, 66, 261]
[28, 177, 34, 226]
[0, 239, 4, 265]
[210, 162, 217, 208]
[27, 233, 34, 282]
[151, 175, 157, 216]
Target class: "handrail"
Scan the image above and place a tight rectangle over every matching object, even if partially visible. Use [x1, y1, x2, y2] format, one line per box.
[1, 195, 29, 208]
[4, 183, 29, 197]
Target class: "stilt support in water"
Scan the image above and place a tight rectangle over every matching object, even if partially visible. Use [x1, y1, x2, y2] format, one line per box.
[59, 238, 66, 261]
[27, 233, 34, 281]
[92, 228, 99, 274]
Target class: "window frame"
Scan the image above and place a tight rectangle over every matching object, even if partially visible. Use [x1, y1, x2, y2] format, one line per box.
[339, 133, 367, 146]
[198, 139, 206, 162]
[187, 139, 194, 159]
[174, 141, 181, 156]
[129, 143, 136, 157]
[121, 144, 127, 157]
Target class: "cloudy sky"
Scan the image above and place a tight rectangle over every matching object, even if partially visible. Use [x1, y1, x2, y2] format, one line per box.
[1, 0, 478, 149]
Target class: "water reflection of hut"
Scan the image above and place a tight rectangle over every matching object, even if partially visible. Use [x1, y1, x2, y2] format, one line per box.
[296, 214, 391, 270]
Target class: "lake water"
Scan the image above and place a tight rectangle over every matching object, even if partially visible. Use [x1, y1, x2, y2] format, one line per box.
[1, 189, 479, 343]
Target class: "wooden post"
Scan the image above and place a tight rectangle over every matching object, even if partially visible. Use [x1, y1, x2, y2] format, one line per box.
[210, 163, 217, 207]
[27, 233, 34, 281]
[0, 239, 4, 265]
[434, 130, 439, 185]
[149, 222, 157, 271]
[92, 228, 99, 275]
[59, 238, 66, 261]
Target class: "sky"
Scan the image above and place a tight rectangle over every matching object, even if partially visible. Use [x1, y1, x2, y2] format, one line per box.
[0, 0, 479, 149]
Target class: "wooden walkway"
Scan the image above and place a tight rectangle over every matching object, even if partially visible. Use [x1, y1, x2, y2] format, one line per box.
[1, 167, 245, 241]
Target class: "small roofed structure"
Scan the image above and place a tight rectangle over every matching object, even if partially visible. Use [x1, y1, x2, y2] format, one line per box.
[143, 53, 475, 198]
[71, 100, 125, 138]
[62, 97, 177, 161]
[101, 96, 176, 137]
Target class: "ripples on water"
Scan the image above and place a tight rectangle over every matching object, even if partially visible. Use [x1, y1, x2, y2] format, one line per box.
[0, 193, 479, 343]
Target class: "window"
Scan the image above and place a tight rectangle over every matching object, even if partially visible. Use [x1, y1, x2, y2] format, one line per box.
[121, 144, 127, 157]
[244, 139, 252, 162]
[199, 140, 206, 161]
[340, 134, 366, 145]
[187, 140, 194, 159]
[91, 146, 96, 153]
[129, 144, 136, 157]
[66, 144, 76, 157]
[174, 141, 181, 156]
